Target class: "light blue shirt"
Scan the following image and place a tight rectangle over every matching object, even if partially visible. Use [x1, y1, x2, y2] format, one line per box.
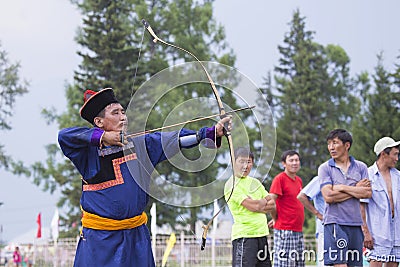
[301, 176, 325, 235]
[363, 162, 400, 247]
[319, 156, 369, 226]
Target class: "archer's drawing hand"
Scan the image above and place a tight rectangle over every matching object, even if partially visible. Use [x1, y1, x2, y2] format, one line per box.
[102, 131, 128, 147]
[215, 116, 232, 137]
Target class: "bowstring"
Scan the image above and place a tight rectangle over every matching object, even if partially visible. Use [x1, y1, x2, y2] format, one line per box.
[130, 21, 146, 100]
[132, 20, 199, 244]
[141, 19, 236, 249]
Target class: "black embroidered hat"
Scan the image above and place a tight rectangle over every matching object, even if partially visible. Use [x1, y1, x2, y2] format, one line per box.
[79, 88, 119, 123]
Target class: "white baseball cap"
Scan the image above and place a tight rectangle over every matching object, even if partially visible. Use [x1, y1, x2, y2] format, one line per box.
[374, 137, 400, 156]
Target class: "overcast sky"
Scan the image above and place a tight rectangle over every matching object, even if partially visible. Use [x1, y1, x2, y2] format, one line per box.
[1, 0, 399, 243]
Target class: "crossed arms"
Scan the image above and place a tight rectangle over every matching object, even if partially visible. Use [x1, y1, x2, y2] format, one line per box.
[241, 194, 275, 214]
[321, 178, 371, 204]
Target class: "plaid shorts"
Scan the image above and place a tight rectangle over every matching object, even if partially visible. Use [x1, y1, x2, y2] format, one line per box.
[273, 229, 305, 267]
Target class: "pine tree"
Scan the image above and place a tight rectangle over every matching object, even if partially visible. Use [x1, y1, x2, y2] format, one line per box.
[265, 9, 357, 182]
[31, 0, 238, 237]
[0, 42, 29, 172]
[72, 0, 146, 106]
[352, 53, 400, 165]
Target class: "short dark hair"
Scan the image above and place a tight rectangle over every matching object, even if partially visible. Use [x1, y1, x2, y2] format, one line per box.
[326, 128, 353, 149]
[92, 108, 106, 127]
[234, 147, 254, 161]
[96, 108, 106, 119]
[281, 150, 300, 163]
[378, 146, 398, 159]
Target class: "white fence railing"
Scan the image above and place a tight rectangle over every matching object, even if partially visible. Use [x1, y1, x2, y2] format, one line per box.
[16, 234, 317, 267]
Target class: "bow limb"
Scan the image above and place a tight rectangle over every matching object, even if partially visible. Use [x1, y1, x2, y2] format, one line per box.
[141, 19, 236, 250]
[141, 20, 227, 116]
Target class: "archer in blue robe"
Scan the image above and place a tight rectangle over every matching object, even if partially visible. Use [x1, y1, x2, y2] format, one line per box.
[58, 126, 220, 267]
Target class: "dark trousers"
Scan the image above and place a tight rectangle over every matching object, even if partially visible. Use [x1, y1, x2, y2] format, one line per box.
[232, 236, 272, 267]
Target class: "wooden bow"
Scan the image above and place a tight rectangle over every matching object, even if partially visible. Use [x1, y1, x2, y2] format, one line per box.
[141, 19, 237, 250]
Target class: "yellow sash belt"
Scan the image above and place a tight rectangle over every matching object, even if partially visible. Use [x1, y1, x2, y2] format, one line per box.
[82, 210, 147, 231]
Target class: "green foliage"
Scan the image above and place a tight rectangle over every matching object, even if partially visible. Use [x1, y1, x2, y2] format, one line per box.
[72, 0, 146, 107]
[262, 9, 357, 183]
[303, 215, 316, 235]
[261, 10, 399, 236]
[351, 53, 400, 165]
[26, 4, 400, 239]
[33, 0, 153, 236]
[0, 42, 29, 171]
[33, 0, 239, 237]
